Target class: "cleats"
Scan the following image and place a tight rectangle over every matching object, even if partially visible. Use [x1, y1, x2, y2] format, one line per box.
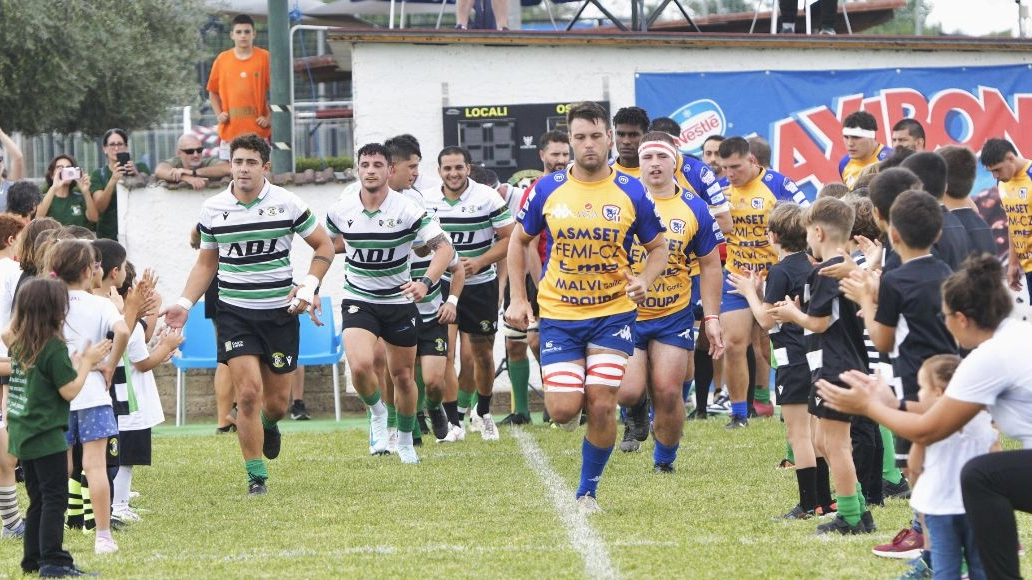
[39, 564, 98, 578]
[499, 412, 532, 425]
[428, 406, 451, 440]
[290, 399, 311, 420]
[469, 408, 484, 433]
[653, 462, 675, 474]
[397, 444, 420, 464]
[262, 424, 282, 460]
[725, 417, 749, 429]
[576, 495, 603, 515]
[778, 504, 814, 520]
[707, 391, 731, 414]
[248, 476, 268, 496]
[620, 402, 649, 452]
[437, 423, 465, 443]
[480, 414, 499, 441]
[386, 427, 399, 454]
[815, 514, 871, 535]
[883, 477, 912, 500]
[369, 411, 390, 455]
[0, 521, 25, 539]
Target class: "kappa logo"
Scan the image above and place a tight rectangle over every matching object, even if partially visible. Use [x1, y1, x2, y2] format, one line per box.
[602, 205, 621, 222]
[669, 219, 686, 235]
[611, 324, 633, 342]
[678, 327, 693, 340]
[552, 204, 573, 219]
[751, 197, 765, 210]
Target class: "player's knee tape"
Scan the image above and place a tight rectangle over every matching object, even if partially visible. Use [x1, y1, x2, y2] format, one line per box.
[542, 362, 585, 394]
[502, 321, 528, 342]
[586, 353, 627, 388]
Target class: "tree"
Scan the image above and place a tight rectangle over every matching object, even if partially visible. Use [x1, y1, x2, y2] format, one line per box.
[0, 0, 208, 137]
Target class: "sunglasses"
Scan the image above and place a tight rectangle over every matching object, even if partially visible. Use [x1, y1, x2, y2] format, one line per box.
[180, 147, 204, 155]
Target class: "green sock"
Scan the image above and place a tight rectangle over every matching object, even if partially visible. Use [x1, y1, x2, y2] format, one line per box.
[260, 410, 276, 430]
[67, 478, 83, 523]
[246, 459, 268, 482]
[360, 390, 382, 407]
[755, 386, 771, 404]
[386, 403, 398, 429]
[837, 493, 862, 527]
[880, 425, 903, 484]
[398, 413, 416, 434]
[855, 482, 866, 513]
[415, 366, 427, 414]
[457, 389, 474, 410]
[508, 358, 531, 415]
[786, 441, 795, 463]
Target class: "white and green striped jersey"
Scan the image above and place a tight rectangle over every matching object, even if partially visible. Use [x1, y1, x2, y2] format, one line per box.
[199, 181, 319, 310]
[326, 189, 444, 305]
[422, 178, 514, 286]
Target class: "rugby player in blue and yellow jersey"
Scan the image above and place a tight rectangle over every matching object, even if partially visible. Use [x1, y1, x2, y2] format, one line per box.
[506, 102, 668, 514]
[610, 106, 649, 179]
[839, 111, 893, 189]
[718, 136, 808, 429]
[617, 131, 724, 473]
[980, 138, 1032, 296]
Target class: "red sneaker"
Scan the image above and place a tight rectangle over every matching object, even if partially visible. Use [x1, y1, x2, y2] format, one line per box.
[872, 528, 923, 559]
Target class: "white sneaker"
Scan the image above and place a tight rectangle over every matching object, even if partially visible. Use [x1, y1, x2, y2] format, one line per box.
[480, 414, 499, 441]
[437, 423, 465, 443]
[468, 408, 484, 433]
[369, 411, 389, 455]
[112, 506, 141, 522]
[397, 444, 420, 464]
[577, 495, 603, 515]
[386, 427, 399, 453]
[95, 536, 119, 554]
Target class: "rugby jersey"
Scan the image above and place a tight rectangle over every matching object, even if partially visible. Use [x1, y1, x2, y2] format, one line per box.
[198, 181, 318, 310]
[804, 256, 868, 383]
[326, 190, 444, 305]
[518, 168, 665, 321]
[629, 186, 718, 321]
[763, 251, 810, 368]
[724, 168, 807, 277]
[611, 159, 641, 179]
[839, 144, 892, 189]
[406, 188, 460, 323]
[997, 161, 1032, 273]
[423, 178, 514, 286]
[677, 155, 729, 278]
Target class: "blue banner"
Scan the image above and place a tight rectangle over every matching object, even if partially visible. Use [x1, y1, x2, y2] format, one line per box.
[636, 64, 1032, 198]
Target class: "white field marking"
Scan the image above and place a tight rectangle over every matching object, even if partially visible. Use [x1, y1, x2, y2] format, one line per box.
[145, 543, 570, 563]
[512, 428, 621, 580]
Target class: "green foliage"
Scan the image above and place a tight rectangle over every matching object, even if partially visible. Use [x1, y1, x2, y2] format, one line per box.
[865, 0, 944, 35]
[0, 0, 208, 137]
[5, 417, 1028, 578]
[295, 155, 353, 172]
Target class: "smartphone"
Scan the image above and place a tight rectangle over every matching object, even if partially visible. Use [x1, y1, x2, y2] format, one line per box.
[60, 167, 82, 181]
[116, 152, 131, 166]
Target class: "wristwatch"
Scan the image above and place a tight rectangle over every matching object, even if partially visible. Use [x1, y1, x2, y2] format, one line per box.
[419, 276, 433, 288]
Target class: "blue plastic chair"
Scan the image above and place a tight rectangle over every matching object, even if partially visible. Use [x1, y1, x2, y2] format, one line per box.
[299, 296, 345, 421]
[171, 302, 219, 426]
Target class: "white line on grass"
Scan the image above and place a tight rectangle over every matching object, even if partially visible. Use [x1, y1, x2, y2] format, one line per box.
[512, 428, 621, 580]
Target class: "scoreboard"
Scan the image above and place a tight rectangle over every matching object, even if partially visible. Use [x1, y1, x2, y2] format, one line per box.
[442, 101, 610, 183]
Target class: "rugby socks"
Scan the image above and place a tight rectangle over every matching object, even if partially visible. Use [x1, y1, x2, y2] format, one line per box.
[443, 401, 460, 427]
[113, 466, 133, 511]
[67, 478, 84, 528]
[260, 410, 276, 430]
[361, 391, 388, 418]
[880, 425, 904, 485]
[755, 385, 771, 405]
[508, 358, 531, 416]
[415, 367, 428, 412]
[575, 438, 613, 498]
[654, 440, 678, 466]
[476, 394, 492, 419]
[855, 482, 866, 513]
[836, 493, 862, 527]
[457, 390, 474, 423]
[0, 485, 23, 531]
[730, 401, 748, 420]
[795, 467, 818, 512]
[386, 403, 398, 430]
[398, 413, 415, 447]
[682, 380, 693, 405]
[815, 457, 833, 509]
[246, 459, 268, 483]
[786, 441, 795, 464]
[82, 482, 95, 531]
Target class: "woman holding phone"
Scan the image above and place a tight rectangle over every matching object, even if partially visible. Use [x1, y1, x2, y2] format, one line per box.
[37, 155, 99, 228]
[90, 128, 150, 241]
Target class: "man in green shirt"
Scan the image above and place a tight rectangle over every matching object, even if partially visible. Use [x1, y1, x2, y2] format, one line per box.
[154, 134, 231, 190]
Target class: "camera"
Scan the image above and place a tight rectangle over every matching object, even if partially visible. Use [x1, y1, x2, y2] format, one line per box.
[60, 167, 82, 181]
[116, 152, 131, 166]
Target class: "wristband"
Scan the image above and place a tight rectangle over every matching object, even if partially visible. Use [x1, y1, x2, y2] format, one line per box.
[175, 297, 194, 311]
[295, 274, 320, 304]
[704, 315, 720, 323]
[446, 295, 459, 307]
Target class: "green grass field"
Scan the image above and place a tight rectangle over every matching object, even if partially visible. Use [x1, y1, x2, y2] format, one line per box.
[2, 416, 1030, 579]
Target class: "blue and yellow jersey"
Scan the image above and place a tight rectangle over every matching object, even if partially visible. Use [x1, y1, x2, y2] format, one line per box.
[630, 186, 719, 321]
[676, 155, 728, 213]
[839, 144, 892, 189]
[724, 168, 808, 277]
[998, 161, 1032, 273]
[518, 168, 665, 321]
[611, 159, 641, 179]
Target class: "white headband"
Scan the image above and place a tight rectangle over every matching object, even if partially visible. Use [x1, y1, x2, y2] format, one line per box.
[842, 127, 877, 139]
[638, 140, 679, 160]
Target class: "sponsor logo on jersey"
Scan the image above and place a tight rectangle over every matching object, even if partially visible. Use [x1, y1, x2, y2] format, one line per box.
[603, 205, 621, 222]
[751, 197, 765, 209]
[670, 219, 686, 235]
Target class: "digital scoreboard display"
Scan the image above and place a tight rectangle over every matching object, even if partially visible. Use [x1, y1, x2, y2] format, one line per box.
[443, 101, 610, 183]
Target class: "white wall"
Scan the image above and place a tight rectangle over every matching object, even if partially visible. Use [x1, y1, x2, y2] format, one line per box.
[340, 38, 1032, 175]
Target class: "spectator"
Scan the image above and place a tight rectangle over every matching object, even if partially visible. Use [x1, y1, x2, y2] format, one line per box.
[37, 155, 98, 228]
[5, 182, 41, 223]
[154, 134, 231, 190]
[0, 127, 24, 209]
[892, 119, 927, 151]
[455, 0, 509, 30]
[207, 14, 270, 147]
[90, 128, 151, 241]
